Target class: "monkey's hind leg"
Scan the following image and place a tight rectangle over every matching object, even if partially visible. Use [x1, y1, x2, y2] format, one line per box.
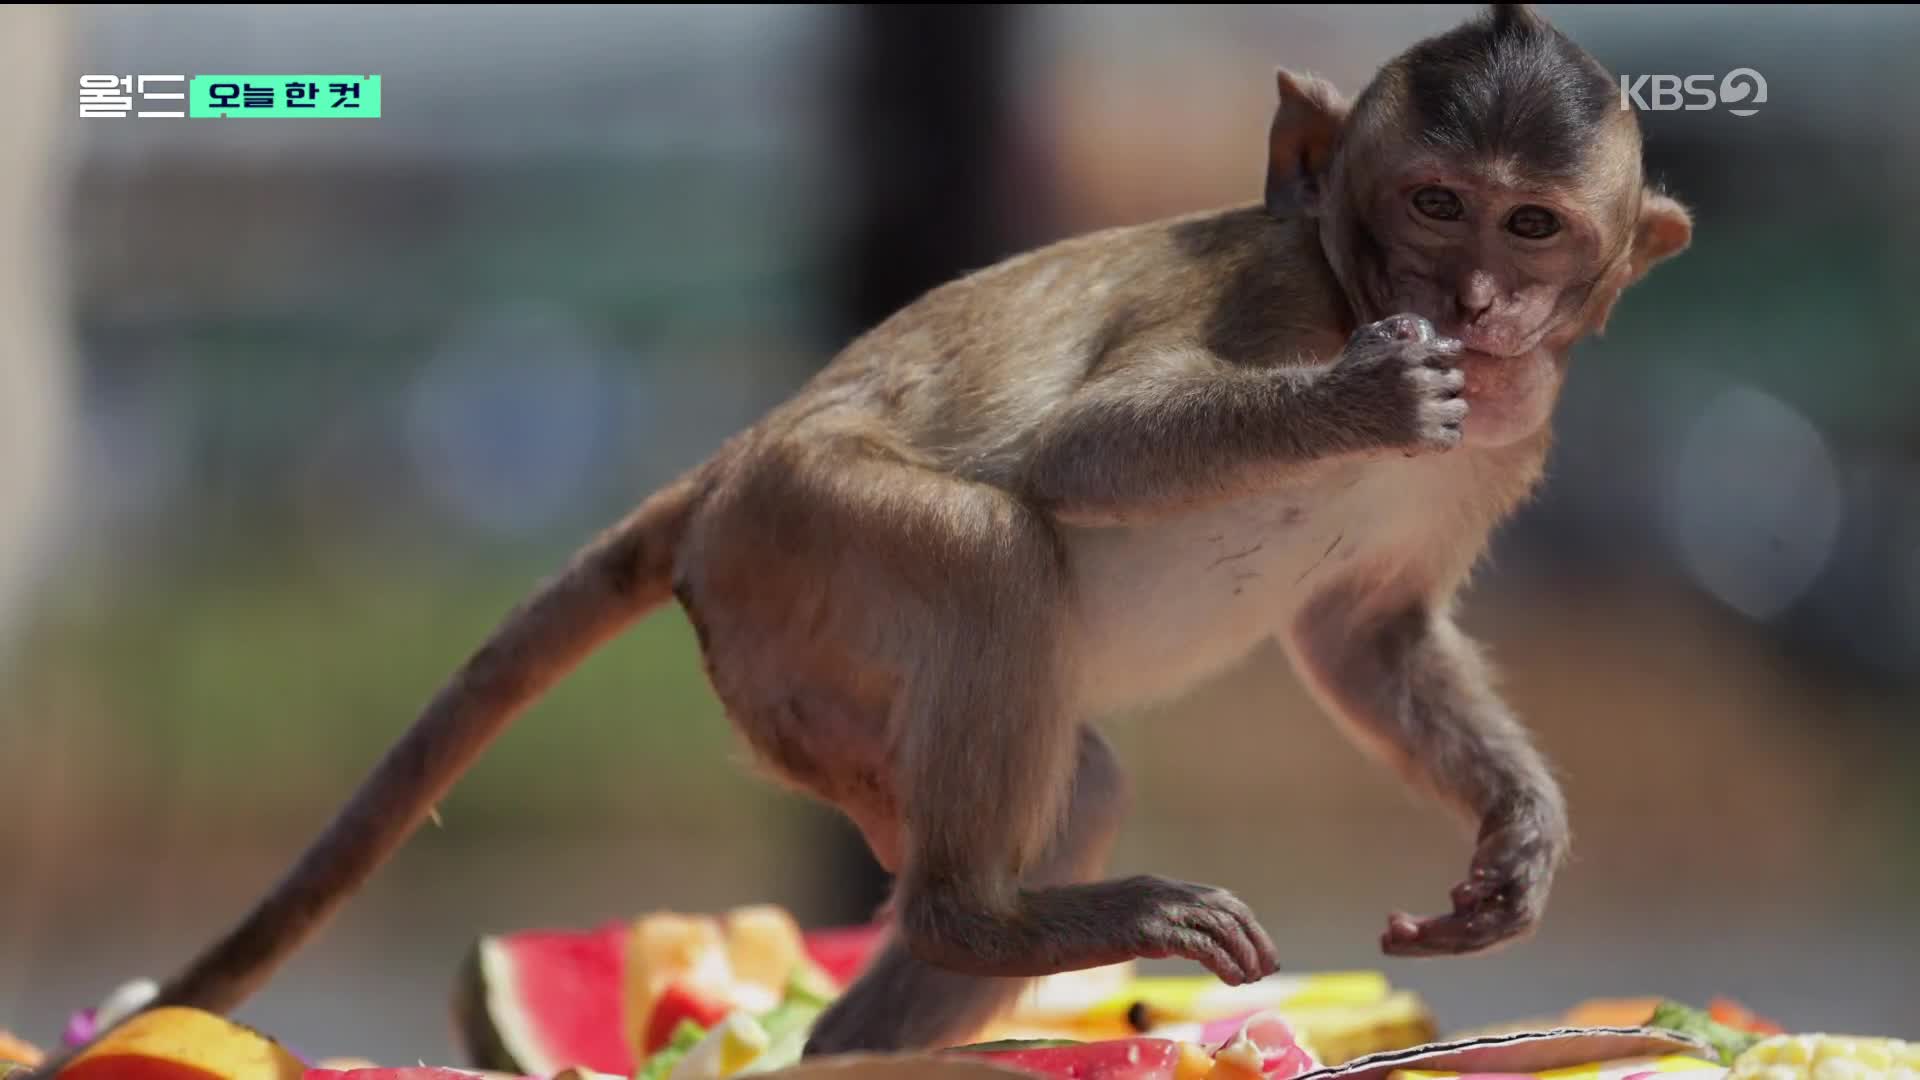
[693, 442, 1275, 1051]
[804, 726, 1130, 1056]
[848, 465, 1279, 1001]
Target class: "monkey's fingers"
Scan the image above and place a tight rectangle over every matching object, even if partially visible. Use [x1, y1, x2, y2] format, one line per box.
[1378, 908, 1484, 957]
[1378, 888, 1527, 959]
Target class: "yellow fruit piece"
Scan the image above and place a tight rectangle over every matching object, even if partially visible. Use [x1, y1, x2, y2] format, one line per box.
[1393, 1056, 1730, 1079]
[0, 1031, 43, 1068]
[625, 912, 734, 1063]
[1279, 990, 1438, 1065]
[1204, 1032, 1268, 1080]
[1562, 998, 1663, 1029]
[1173, 1042, 1216, 1080]
[723, 905, 808, 1002]
[1085, 973, 1391, 1027]
[719, 1020, 770, 1074]
[56, 1006, 302, 1080]
[968, 1017, 1137, 1045]
[1732, 1033, 1920, 1079]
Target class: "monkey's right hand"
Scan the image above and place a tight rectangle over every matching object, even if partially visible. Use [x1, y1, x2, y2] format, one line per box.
[1327, 313, 1467, 454]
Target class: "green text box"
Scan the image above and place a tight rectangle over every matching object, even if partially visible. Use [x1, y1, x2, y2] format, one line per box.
[189, 75, 381, 118]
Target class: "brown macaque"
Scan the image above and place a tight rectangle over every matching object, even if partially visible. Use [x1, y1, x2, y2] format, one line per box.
[32, 4, 1692, 1073]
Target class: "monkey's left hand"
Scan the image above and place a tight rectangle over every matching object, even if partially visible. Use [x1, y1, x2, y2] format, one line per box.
[1378, 796, 1566, 958]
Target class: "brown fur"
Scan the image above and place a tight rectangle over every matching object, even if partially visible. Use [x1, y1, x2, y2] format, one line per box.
[31, 7, 1695, 1075]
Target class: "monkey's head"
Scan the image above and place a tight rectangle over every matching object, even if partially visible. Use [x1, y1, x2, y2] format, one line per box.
[1266, 3, 1692, 446]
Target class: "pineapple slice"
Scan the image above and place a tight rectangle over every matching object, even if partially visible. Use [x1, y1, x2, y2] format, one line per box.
[723, 905, 813, 1002]
[1275, 990, 1439, 1065]
[1730, 1033, 1920, 1080]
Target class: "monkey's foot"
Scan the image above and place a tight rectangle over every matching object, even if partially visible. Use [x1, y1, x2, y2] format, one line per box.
[1122, 876, 1282, 985]
[1378, 812, 1559, 958]
[899, 875, 1281, 988]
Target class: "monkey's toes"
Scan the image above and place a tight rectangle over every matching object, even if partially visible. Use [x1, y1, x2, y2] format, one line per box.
[1140, 884, 1280, 985]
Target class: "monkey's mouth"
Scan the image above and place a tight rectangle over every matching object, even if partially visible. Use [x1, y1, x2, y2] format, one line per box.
[1444, 324, 1544, 361]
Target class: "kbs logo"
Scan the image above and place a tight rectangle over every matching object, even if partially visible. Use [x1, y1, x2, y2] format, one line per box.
[1619, 68, 1767, 117]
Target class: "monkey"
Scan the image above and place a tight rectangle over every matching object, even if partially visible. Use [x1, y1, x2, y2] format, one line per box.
[31, 4, 1692, 1073]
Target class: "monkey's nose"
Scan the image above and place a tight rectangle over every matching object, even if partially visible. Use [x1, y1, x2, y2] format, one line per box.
[1457, 272, 1499, 323]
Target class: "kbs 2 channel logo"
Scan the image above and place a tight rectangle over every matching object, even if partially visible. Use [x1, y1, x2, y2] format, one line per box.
[1619, 68, 1767, 117]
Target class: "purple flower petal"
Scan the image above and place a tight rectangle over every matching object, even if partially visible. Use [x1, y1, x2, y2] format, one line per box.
[61, 1009, 97, 1049]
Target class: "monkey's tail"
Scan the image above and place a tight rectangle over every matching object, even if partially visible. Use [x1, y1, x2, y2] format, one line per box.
[32, 472, 703, 1075]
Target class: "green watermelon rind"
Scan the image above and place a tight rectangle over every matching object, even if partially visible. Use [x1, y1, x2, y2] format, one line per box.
[451, 935, 557, 1076]
[947, 1039, 1087, 1052]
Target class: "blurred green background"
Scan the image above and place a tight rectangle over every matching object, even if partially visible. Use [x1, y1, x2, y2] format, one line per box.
[2, 3, 1917, 1067]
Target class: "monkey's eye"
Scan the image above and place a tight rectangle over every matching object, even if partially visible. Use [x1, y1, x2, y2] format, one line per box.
[1506, 205, 1561, 239]
[1412, 186, 1464, 221]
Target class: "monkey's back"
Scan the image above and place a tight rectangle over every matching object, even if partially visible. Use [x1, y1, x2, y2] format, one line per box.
[784, 204, 1352, 487]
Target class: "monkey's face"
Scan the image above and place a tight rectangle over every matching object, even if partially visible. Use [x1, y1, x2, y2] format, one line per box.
[1364, 160, 1608, 362]
[1270, 6, 1694, 448]
[1338, 159, 1635, 448]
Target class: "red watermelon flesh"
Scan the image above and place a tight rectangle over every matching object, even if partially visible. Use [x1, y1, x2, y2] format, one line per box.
[800, 923, 888, 987]
[958, 1038, 1187, 1079]
[458, 921, 632, 1076]
[641, 982, 737, 1056]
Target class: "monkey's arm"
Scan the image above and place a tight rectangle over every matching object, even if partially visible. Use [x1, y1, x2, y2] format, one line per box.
[1019, 315, 1464, 526]
[1284, 591, 1569, 957]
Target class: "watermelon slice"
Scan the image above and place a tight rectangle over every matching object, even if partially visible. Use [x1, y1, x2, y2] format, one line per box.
[799, 923, 888, 988]
[952, 1037, 1192, 1079]
[454, 917, 887, 1077]
[453, 920, 634, 1077]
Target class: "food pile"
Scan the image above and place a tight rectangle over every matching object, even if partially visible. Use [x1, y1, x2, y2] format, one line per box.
[4, 903, 1914, 1080]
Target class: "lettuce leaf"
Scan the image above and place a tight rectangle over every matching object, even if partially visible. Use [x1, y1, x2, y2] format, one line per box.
[740, 999, 826, 1075]
[1648, 1000, 1765, 1066]
[634, 1018, 713, 1080]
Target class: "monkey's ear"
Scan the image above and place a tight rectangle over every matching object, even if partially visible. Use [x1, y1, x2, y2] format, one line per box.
[1628, 190, 1693, 282]
[1266, 69, 1348, 218]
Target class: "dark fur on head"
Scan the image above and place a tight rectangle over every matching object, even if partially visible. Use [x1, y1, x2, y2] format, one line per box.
[1400, 3, 1623, 179]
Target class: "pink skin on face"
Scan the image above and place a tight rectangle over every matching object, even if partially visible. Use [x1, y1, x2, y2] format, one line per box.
[1454, 345, 1561, 448]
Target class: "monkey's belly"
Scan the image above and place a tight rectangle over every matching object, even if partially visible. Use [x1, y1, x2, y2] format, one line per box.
[1061, 467, 1409, 716]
